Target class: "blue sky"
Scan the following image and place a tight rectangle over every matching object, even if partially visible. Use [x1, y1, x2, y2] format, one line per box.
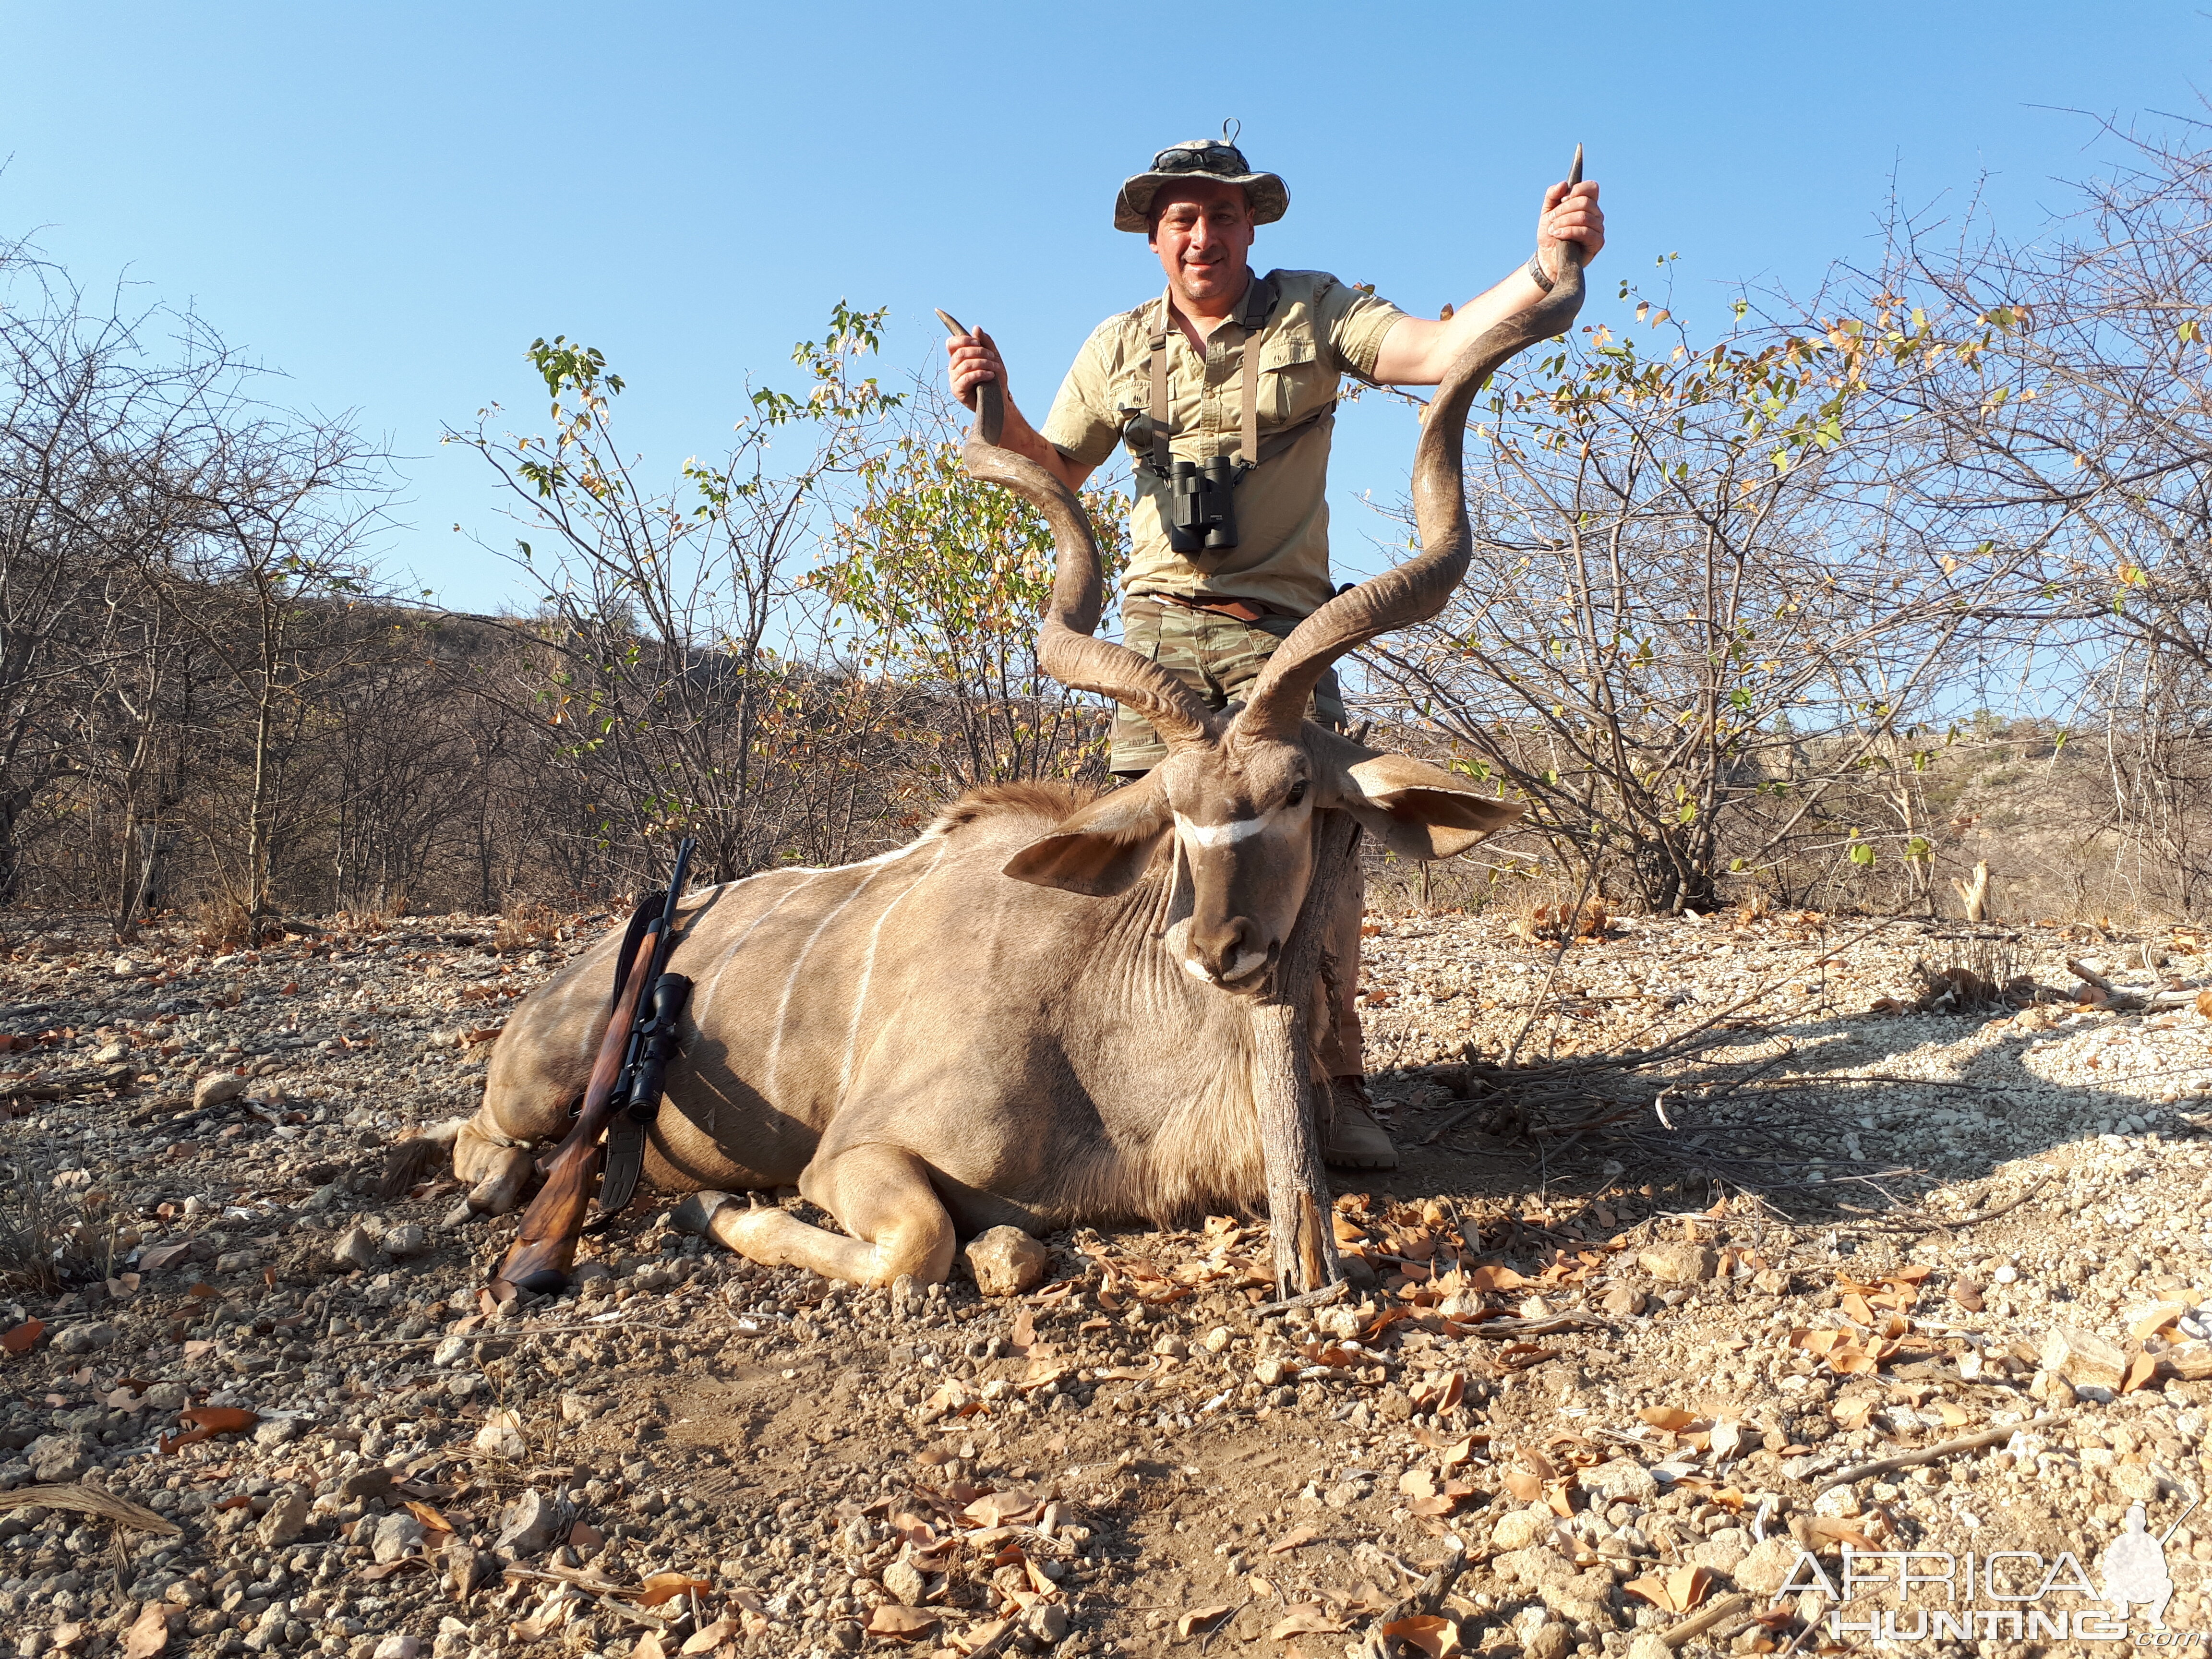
[5, 1, 2201, 611]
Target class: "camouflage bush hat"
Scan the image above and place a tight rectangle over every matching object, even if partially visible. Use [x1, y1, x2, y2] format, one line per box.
[1114, 133, 1288, 233]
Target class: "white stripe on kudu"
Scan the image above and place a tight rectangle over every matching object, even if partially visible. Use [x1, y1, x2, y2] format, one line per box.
[1175, 810, 1276, 848]
[837, 841, 951, 1102]
[764, 858, 909, 1101]
[689, 871, 822, 1027]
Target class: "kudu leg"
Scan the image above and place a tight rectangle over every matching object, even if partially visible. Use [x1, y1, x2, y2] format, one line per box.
[456, 1123, 537, 1216]
[673, 1143, 956, 1288]
[382, 1114, 535, 1213]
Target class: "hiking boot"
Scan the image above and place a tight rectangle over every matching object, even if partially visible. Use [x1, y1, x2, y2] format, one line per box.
[1323, 1076, 1399, 1170]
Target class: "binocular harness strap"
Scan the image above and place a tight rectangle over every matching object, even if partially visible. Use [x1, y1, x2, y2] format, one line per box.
[1148, 287, 1262, 480]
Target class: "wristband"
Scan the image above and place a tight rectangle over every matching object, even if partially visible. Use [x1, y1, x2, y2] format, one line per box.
[1526, 249, 1555, 293]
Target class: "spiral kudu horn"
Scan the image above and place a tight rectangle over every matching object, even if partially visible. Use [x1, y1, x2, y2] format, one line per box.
[1234, 148, 1592, 743]
[940, 312, 1213, 752]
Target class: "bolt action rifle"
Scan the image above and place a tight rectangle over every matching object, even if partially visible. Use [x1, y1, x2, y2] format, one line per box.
[492, 838, 696, 1295]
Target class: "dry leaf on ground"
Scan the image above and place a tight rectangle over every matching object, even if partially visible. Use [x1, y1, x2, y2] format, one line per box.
[1625, 1565, 1714, 1614]
[866, 1606, 941, 1641]
[1466, 1264, 1530, 1292]
[1809, 1516, 1876, 1552]
[1381, 1614, 1463, 1658]
[121, 1601, 171, 1659]
[632, 1573, 711, 1608]
[1268, 1605, 1348, 1638]
[159, 1405, 259, 1454]
[1176, 1606, 1233, 1638]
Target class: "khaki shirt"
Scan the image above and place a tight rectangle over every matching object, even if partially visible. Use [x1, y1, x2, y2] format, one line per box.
[1040, 269, 1406, 617]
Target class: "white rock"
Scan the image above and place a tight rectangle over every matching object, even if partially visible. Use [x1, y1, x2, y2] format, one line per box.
[1735, 1535, 1803, 1596]
[1582, 1460, 1659, 1504]
[193, 1072, 247, 1110]
[259, 1488, 312, 1548]
[372, 1514, 426, 1563]
[495, 1488, 561, 1555]
[958, 1226, 1048, 1296]
[2040, 1325, 2127, 1391]
[1814, 1486, 1863, 1518]
[1310, 1305, 1359, 1341]
[1025, 1602, 1071, 1645]
[473, 1409, 525, 1459]
[1490, 1507, 1557, 1551]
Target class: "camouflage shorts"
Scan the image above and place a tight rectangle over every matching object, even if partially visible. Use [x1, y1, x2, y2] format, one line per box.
[1109, 598, 1347, 775]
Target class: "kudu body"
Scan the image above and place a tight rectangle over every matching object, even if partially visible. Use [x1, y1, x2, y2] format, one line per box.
[424, 218, 1585, 1288]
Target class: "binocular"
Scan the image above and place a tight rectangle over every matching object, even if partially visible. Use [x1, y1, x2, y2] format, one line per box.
[1167, 457, 1240, 554]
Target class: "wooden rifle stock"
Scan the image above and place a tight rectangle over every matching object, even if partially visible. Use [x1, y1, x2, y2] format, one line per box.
[492, 926, 661, 1294]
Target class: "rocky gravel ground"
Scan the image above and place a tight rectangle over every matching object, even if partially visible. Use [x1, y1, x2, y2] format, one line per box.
[2, 904, 2211, 1659]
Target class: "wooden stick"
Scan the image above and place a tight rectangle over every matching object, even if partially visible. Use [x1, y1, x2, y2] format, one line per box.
[2065, 958, 2199, 1011]
[1253, 814, 1356, 1299]
[499, 1565, 663, 1629]
[1810, 1413, 2059, 1496]
[1662, 1592, 1751, 1650]
[0, 1483, 179, 1536]
[1355, 1534, 1466, 1658]
[1455, 1312, 1608, 1340]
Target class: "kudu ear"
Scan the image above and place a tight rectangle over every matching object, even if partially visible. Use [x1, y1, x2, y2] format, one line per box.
[1312, 731, 1523, 861]
[1002, 779, 1173, 897]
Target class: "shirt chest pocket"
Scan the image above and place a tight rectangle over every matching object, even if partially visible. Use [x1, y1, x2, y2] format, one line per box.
[1110, 366, 1154, 451]
[1255, 332, 1322, 425]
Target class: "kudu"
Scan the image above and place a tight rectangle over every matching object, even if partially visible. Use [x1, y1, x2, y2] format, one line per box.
[408, 198, 1586, 1291]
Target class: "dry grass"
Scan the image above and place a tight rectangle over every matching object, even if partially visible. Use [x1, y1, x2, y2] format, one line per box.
[191, 893, 252, 953]
[0, 1134, 100, 1295]
[495, 899, 568, 954]
[1511, 897, 1610, 945]
[1903, 937, 2030, 1014]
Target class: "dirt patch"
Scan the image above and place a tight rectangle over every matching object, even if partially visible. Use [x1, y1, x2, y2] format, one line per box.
[0, 908, 2209, 1659]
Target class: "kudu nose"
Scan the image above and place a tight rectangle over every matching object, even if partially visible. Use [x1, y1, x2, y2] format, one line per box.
[1188, 915, 1268, 985]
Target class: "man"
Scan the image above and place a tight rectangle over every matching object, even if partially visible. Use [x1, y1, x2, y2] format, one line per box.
[945, 133, 1603, 1168]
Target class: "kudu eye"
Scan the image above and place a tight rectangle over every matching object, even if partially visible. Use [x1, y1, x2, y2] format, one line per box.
[1286, 779, 1309, 807]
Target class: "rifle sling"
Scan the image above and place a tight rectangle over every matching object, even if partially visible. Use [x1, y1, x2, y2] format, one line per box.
[597, 1117, 649, 1220]
[610, 890, 665, 1011]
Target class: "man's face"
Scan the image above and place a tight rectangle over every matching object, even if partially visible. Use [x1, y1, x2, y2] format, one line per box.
[1148, 180, 1254, 309]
